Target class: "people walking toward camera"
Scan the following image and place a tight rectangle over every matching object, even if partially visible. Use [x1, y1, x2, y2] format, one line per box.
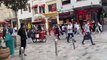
[74, 22, 80, 34]
[67, 22, 75, 43]
[82, 21, 95, 45]
[54, 25, 61, 40]
[95, 22, 102, 33]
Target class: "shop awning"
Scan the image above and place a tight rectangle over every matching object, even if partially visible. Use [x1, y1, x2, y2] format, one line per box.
[32, 20, 45, 24]
[32, 14, 46, 24]
[0, 20, 8, 24]
[39, 4, 45, 7]
[32, 4, 38, 9]
[43, 11, 59, 17]
[59, 11, 74, 19]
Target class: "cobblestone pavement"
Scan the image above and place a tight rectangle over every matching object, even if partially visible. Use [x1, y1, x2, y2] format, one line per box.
[11, 26, 107, 60]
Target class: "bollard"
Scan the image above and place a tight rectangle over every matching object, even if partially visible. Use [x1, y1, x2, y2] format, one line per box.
[55, 39, 58, 56]
[72, 38, 75, 49]
[21, 47, 24, 60]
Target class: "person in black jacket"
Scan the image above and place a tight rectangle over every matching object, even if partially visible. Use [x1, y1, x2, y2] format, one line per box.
[18, 23, 27, 56]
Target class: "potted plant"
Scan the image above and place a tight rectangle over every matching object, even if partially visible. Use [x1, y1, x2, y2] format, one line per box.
[0, 37, 10, 60]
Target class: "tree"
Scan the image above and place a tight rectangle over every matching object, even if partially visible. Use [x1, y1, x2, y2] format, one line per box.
[0, 0, 28, 28]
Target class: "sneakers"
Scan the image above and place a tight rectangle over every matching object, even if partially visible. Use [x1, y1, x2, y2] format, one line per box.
[82, 43, 95, 45]
[92, 43, 95, 45]
[24, 54, 27, 56]
[82, 42, 85, 45]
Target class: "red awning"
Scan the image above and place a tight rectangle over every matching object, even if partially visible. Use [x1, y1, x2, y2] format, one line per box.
[39, 4, 45, 7]
[32, 20, 45, 24]
[32, 4, 38, 9]
[78, 10, 87, 14]
[90, 9, 98, 12]
[0, 20, 8, 24]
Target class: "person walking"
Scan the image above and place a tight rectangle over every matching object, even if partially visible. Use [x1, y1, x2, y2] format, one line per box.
[67, 22, 75, 43]
[74, 22, 80, 34]
[82, 21, 95, 45]
[18, 23, 27, 56]
[3, 24, 15, 56]
[54, 25, 60, 40]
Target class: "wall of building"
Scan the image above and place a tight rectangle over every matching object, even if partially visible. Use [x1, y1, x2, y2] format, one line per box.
[0, 3, 15, 20]
[17, 0, 32, 29]
[57, 0, 101, 12]
[74, 0, 101, 8]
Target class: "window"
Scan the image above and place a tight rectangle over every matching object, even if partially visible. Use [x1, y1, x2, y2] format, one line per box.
[39, 6, 45, 13]
[34, 7, 38, 14]
[48, 4, 56, 12]
[62, 0, 70, 5]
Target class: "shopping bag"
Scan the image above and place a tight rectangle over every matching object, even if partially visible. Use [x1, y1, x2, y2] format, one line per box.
[35, 34, 39, 38]
[84, 33, 90, 40]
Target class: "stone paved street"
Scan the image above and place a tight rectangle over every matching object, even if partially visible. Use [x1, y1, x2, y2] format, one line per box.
[11, 25, 107, 60]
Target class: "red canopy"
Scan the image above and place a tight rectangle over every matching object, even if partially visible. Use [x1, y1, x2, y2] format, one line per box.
[32, 4, 38, 9]
[0, 20, 8, 24]
[39, 4, 45, 7]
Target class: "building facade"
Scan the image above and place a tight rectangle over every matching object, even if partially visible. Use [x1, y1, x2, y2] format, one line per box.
[17, 0, 32, 29]
[17, 0, 103, 29]
[31, 0, 46, 29]
[44, 0, 59, 30]
[58, 0, 102, 24]
[0, 3, 15, 27]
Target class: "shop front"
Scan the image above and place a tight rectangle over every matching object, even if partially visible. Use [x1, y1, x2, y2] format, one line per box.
[74, 7, 102, 23]
[43, 11, 59, 30]
[20, 18, 32, 29]
[59, 11, 74, 24]
[32, 14, 46, 31]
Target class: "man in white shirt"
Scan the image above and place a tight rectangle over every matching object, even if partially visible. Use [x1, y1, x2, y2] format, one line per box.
[67, 22, 75, 43]
[74, 22, 80, 34]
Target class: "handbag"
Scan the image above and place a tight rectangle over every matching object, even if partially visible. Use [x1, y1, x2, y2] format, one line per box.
[84, 33, 90, 40]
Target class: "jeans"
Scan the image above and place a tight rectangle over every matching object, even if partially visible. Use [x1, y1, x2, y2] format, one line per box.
[19, 38, 26, 55]
[67, 33, 74, 42]
[82, 32, 94, 45]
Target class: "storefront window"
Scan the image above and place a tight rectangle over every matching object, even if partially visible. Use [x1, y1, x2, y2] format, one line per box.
[34, 7, 38, 14]
[39, 6, 45, 13]
[48, 3, 56, 12]
[62, 0, 70, 5]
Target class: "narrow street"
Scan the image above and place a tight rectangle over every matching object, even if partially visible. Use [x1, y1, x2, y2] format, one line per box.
[11, 25, 107, 60]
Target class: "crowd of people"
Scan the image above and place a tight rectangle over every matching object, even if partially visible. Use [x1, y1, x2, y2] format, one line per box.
[2, 19, 103, 56]
[49, 20, 103, 45]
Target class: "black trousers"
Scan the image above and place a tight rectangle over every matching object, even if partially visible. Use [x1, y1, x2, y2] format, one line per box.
[19, 38, 26, 55]
[82, 32, 94, 45]
[67, 33, 74, 42]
